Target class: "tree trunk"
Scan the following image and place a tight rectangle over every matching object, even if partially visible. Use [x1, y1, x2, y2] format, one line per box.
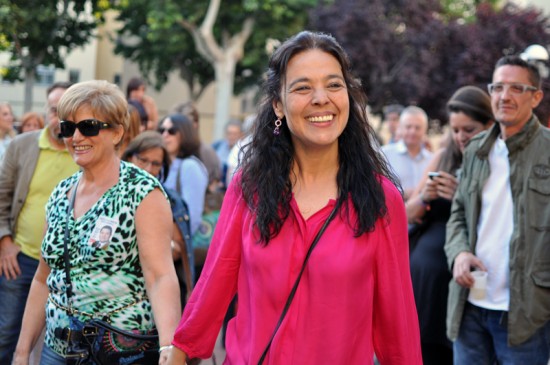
[23, 67, 36, 112]
[213, 57, 236, 140]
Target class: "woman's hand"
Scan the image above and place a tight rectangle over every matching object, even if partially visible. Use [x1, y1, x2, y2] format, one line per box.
[420, 176, 438, 204]
[405, 173, 439, 224]
[159, 346, 171, 365]
[165, 346, 188, 365]
[432, 171, 458, 201]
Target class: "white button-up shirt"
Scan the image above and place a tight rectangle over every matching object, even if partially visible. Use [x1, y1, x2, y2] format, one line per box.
[381, 140, 433, 192]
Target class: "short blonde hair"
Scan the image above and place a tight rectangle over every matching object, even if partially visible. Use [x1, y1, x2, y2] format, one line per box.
[58, 80, 129, 135]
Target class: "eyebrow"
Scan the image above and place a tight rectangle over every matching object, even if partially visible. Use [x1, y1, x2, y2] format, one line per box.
[287, 74, 345, 90]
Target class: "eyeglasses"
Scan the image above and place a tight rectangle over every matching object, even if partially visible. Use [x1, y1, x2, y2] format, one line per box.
[487, 83, 538, 95]
[134, 154, 163, 169]
[159, 127, 177, 135]
[59, 119, 112, 138]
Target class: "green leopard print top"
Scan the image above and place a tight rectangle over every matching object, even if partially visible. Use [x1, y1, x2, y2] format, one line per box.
[42, 161, 165, 356]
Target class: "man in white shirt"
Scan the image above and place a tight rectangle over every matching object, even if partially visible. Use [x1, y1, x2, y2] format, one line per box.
[445, 55, 550, 365]
[381, 106, 433, 200]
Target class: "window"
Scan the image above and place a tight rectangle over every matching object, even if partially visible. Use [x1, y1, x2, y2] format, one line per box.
[69, 69, 80, 84]
[36, 65, 55, 85]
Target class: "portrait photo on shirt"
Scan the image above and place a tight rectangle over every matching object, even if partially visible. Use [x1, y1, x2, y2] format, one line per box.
[88, 216, 118, 249]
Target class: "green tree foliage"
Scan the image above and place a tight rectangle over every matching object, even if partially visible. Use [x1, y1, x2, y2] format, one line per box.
[310, 1, 550, 125]
[113, 0, 321, 99]
[0, 0, 108, 111]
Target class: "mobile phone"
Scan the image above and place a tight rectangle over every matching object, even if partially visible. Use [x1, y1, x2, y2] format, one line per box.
[428, 172, 440, 180]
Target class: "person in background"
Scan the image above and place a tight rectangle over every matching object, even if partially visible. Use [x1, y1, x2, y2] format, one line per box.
[382, 106, 433, 201]
[118, 103, 142, 156]
[167, 30, 421, 365]
[12, 80, 180, 364]
[382, 103, 404, 144]
[406, 86, 494, 365]
[445, 56, 550, 365]
[19, 112, 45, 134]
[171, 101, 221, 191]
[212, 119, 243, 188]
[122, 130, 195, 307]
[225, 113, 256, 188]
[0, 102, 17, 160]
[127, 77, 159, 130]
[158, 114, 208, 236]
[0, 82, 77, 364]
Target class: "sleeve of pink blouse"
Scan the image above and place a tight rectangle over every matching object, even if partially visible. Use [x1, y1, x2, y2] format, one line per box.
[372, 178, 423, 364]
[172, 178, 245, 359]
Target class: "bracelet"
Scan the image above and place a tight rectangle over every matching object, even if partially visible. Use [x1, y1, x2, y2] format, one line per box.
[159, 345, 174, 353]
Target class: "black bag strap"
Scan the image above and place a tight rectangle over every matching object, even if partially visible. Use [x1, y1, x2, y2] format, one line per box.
[257, 200, 341, 365]
[86, 319, 158, 341]
[62, 181, 159, 344]
[63, 180, 80, 309]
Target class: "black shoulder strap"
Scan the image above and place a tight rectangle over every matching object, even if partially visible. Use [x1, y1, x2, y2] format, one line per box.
[257, 200, 340, 365]
[63, 180, 79, 309]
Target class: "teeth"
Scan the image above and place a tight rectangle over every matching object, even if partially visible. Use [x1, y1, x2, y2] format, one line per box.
[74, 146, 91, 151]
[308, 115, 333, 122]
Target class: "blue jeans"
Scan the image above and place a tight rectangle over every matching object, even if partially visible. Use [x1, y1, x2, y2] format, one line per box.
[454, 302, 550, 365]
[40, 345, 66, 365]
[0, 253, 39, 364]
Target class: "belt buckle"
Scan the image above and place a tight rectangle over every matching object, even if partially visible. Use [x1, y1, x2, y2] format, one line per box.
[82, 324, 98, 336]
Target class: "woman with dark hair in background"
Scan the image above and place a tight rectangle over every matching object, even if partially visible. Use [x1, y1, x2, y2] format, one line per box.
[122, 131, 195, 307]
[406, 85, 494, 365]
[167, 31, 421, 365]
[158, 114, 208, 237]
[171, 101, 222, 191]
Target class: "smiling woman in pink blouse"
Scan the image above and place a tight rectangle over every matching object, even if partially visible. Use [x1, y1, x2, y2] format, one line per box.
[167, 31, 422, 365]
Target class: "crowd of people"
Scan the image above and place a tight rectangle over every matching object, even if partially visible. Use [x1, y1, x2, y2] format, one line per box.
[0, 30, 548, 365]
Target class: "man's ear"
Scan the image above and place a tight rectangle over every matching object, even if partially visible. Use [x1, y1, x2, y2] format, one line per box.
[531, 89, 544, 109]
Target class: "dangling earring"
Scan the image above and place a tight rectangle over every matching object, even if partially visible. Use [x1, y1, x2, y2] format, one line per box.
[273, 118, 282, 136]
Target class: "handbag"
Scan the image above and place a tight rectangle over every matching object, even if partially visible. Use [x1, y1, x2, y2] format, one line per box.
[257, 200, 341, 365]
[61, 179, 160, 364]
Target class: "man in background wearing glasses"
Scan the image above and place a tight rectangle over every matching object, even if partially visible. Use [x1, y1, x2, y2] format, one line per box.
[445, 55, 550, 364]
[0, 82, 78, 364]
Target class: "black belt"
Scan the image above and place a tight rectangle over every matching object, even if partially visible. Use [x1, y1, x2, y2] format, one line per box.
[54, 325, 98, 342]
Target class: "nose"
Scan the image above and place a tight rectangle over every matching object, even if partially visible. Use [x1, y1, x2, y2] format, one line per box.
[312, 87, 329, 105]
[72, 127, 84, 140]
[458, 131, 468, 144]
[499, 85, 514, 99]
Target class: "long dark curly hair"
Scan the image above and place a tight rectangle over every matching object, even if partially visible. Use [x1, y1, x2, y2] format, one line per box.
[240, 31, 400, 245]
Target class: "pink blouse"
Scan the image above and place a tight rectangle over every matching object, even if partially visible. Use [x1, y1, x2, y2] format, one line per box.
[173, 177, 422, 364]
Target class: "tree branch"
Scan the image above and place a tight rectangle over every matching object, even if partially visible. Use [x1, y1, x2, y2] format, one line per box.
[178, 18, 216, 64]
[228, 17, 255, 60]
[198, 0, 224, 61]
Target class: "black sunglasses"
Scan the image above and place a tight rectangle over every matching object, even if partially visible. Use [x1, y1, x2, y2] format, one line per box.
[158, 127, 178, 135]
[60, 119, 113, 138]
